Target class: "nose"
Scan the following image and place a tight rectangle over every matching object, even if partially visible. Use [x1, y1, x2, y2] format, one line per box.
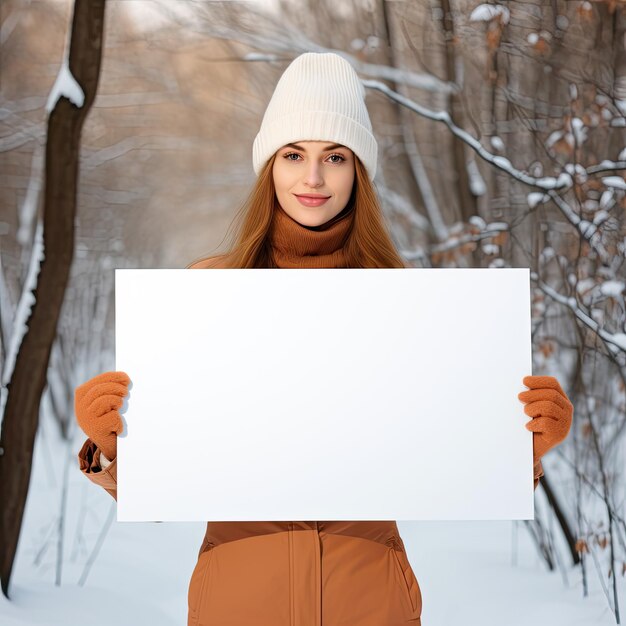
[303, 161, 324, 188]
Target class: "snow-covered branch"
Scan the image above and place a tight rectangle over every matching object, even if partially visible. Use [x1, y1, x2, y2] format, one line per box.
[586, 160, 626, 176]
[545, 190, 610, 265]
[531, 271, 626, 356]
[46, 59, 85, 113]
[361, 78, 573, 192]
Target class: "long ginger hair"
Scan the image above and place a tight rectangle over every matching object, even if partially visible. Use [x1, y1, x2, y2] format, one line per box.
[186, 152, 408, 269]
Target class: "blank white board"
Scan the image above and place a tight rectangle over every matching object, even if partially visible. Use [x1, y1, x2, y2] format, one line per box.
[115, 268, 533, 522]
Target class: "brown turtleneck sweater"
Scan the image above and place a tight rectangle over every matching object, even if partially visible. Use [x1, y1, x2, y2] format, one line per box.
[269, 203, 354, 268]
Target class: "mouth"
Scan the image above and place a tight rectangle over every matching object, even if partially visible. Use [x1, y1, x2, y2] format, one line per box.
[294, 193, 331, 207]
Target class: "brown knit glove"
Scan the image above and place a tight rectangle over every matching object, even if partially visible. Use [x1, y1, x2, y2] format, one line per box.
[75, 371, 131, 461]
[518, 375, 573, 473]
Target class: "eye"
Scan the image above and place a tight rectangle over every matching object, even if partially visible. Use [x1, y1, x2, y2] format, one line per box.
[328, 153, 346, 163]
[283, 152, 301, 161]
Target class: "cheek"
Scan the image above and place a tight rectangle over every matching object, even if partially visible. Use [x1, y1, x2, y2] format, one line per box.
[333, 170, 354, 199]
[273, 163, 296, 193]
[271, 164, 281, 188]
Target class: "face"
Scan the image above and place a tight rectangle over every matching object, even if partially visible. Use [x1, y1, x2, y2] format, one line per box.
[272, 140, 355, 227]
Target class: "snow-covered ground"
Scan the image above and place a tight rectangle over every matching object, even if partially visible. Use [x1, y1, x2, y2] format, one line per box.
[1, 408, 622, 626]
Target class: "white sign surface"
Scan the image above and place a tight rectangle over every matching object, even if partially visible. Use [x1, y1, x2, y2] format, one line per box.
[115, 268, 533, 522]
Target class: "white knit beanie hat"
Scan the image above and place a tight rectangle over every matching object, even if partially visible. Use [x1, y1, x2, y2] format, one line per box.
[252, 52, 378, 180]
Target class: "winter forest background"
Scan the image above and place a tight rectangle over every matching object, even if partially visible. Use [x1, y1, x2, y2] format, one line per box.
[1, 0, 626, 624]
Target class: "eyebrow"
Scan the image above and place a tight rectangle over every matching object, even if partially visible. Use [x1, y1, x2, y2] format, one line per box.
[283, 142, 346, 151]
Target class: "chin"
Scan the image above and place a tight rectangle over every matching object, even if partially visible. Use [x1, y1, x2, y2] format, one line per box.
[289, 207, 333, 228]
[300, 216, 328, 228]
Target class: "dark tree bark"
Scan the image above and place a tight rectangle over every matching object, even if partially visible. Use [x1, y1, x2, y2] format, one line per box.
[0, 0, 107, 597]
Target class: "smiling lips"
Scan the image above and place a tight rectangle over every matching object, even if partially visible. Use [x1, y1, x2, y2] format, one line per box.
[294, 193, 331, 207]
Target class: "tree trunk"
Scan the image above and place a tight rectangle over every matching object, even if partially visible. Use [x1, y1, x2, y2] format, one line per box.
[0, 0, 106, 597]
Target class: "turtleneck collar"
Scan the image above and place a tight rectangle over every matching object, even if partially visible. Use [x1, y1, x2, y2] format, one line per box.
[269, 202, 354, 268]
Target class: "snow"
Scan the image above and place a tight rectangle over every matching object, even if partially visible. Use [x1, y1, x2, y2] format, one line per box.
[576, 277, 596, 297]
[599, 190, 614, 210]
[469, 4, 510, 24]
[16, 146, 43, 247]
[350, 38, 365, 51]
[590, 307, 604, 324]
[535, 172, 573, 190]
[602, 176, 626, 190]
[600, 280, 625, 297]
[546, 130, 563, 149]
[0, 218, 44, 429]
[469, 215, 486, 230]
[485, 221, 508, 231]
[1, 404, 624, 625]
[529, 160, 544, 177]
[579, 220, 597, 237]
[556, 15, 569, 30]
[493, 155, 512, 170]
[367, 35, 381, 51]
[527, 192, 548, 209]
[467, 159, 486, 196]
[593, 209, 610, 225]
[610, 332, 626, 350]
[571, 118, 587, 145]
[490, 136, 505, 152]
[594, 159, 620, 170]
[45, 59, 84, 114]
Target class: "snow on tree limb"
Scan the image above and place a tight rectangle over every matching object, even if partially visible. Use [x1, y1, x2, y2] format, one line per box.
[45, 58, 85, 114]
[469, 4, 510, 25]
[531, 271, 626, 356]
[602, 176, 626, 190]
[587, 160, 626, 175]
[361, 78, 573, 192]
[546, 190, 610, 264]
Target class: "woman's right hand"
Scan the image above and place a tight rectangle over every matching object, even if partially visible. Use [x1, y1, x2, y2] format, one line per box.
[75, 371, 131, 461]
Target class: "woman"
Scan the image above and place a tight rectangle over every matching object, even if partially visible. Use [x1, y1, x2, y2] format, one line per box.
[75, 52, 574, 626]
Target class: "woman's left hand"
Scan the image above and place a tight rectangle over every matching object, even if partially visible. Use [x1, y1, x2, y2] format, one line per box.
[518, 375, 573, 466]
